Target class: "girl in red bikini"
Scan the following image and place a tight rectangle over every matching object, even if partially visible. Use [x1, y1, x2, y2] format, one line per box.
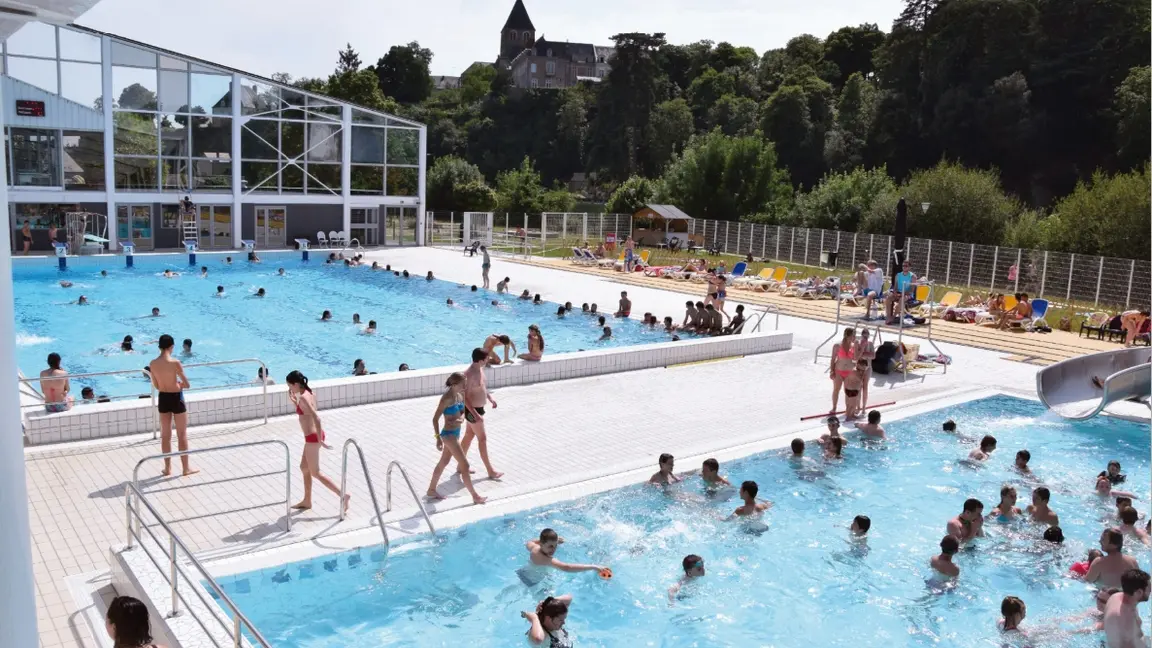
[286, 370, 349, 514]
[829, 328, 857, 414]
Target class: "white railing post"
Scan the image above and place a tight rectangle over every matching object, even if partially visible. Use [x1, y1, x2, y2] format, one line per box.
[990, 246, 999, 292]
[1067, 253, 1075, 301]
[169, 535, 179, 617]
[945, 242, 953, 285]
[1126, 260, 1135, 308]
[1040, 251, 1048, 297]
[925, 240, 932, 279]
[582, 213, 587, 242]
[760, 224, 767, 258]
[614, 214, 619, 241]
[852, 232, 858, 266]
[803, 229, 810, 265]
[775, 226, 781, 260]
[819, 230, 825, 264]
[737, 222, 743, 255]
[967, 243, 975, 288]
[1094, 256, 1105, 306]
[789, 228, 795, 263]
[1013, 249, 1022, 293]
[724, 221, 730, 254]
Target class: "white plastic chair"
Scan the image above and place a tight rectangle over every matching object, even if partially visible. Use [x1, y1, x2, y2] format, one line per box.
[316, 231, 329, 247]
[328, 230, 342, 247]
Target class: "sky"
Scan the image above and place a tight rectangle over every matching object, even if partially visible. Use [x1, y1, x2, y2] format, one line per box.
[76, 0, 905, 79]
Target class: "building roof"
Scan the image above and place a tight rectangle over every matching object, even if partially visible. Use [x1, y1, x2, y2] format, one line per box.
[641, 204, 693, 220]
[533, 37, 599, 63]
[502, 0, 535, 31]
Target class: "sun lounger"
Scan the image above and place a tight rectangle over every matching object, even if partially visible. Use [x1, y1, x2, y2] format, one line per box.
[599, 252, 624, 268]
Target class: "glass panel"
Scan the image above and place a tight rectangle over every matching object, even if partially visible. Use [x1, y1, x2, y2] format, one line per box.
[351, 165, 383, 194]
[160, 204, 180, 229]
[10, 129, 59, 186]
[159, 70, 189, 112]
[305, 163, 340, 194]
[161, 157, 188, 190]
[281, 164, 304, 193]
[60, 61, 102, 107]
[241, 161, 278, 192]
[401, 206, 418, 244]
[280, 121, 304, 158]
[386, 128, 419, 165]
[160, 116, 188, 156]
[199, 205, 211, 241]
[111, 42, 156, 67]
[191, 159, 231, 191]
[59, 28, 101, 62]
[280, 88, 306, 120]
[112, 66, 158, 110]
[159, 55, 187, 70]
[8, 57, 58, 93]
[241, 81, 279, 115]
[386, 167, 419, 196]
[306, 96, 342, 119]
[113, 112, 157, 155]
[212, 206, 232, 248]
[351, 126, 385, 164]
[240, 119, 278, 160]
[62, 130, 106, 191]
[352, 108, 391, 125]
[7, 23, 56, 58]
[117, 205, 153, 244]
[306, 123, 340, 162]
[190, 73, 231, 114]
[191, 116, 231, 159]
[115, 157, 159, 190]
[191, 63, 222, 74]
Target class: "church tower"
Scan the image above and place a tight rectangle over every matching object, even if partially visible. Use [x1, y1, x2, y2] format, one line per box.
[499, 0, 536, 64]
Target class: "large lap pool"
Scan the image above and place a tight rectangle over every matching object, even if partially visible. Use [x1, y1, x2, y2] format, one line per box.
[14, 253, 677, 398]
[213, 395, 1150, 647]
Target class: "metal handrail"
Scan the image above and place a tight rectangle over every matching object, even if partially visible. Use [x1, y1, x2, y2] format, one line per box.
[18, 357, 270, 438]
[338, 438, 389, 546]
[385, 460, 437, 538]
[125, 482, 273, 648]
[129, 439, 293, 543]
[749, 304, 781, 333]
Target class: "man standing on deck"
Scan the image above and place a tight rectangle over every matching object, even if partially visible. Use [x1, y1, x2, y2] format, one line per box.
[481, 245, 491, 289]
[149, 334, 197, 477]
[459, 348, 503, 480]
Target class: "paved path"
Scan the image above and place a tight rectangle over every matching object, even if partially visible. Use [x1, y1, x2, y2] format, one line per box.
[27, 247, 1049, 647]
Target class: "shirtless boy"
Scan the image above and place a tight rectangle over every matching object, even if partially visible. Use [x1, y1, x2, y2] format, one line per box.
[1087, 529, 1142, 589]
[149, 335, 197, 476]
[1103, 568, 1149, 648]
[732, 480, 772, 517]
[649, 453, 681, 485]
[1026, 487, 1060, 526]
[968, 435, 996, 461]
[458, 348, 503, 480]
[854, 409, 886, 439]
[930, 535, 961, 577]
[481, 334, 516, 365]
[946, 498, 985, 540]
[525, 528, 606, 574]
[700, 458, 730, 487]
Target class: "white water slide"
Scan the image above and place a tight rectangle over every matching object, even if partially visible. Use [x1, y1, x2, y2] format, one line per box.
[1036, 347, 1151, 419]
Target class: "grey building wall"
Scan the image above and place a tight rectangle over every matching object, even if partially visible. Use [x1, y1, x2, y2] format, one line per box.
[240, 202, 342, 248]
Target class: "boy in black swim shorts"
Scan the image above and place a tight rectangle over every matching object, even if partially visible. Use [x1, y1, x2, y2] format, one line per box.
[149, 334, 197, 476]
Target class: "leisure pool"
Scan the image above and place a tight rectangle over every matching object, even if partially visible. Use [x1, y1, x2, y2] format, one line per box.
[212, 395, 1150, 647]
[14, 253, 682, 399]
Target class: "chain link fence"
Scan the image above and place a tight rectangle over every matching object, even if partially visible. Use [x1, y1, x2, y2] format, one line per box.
[424, 211, 1149, 309]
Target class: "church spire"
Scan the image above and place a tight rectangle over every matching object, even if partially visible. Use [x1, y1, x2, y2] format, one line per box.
[502, 0, 535, 32]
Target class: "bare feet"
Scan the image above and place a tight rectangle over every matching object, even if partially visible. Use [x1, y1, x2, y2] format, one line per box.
[425, 491, 446, 501]
[472, 495, 488, 505]
[342, 494, 351, 515]
[160, 468, 172, 477]
[291, 501, 312, 510]
[487, 472, 504, 480]
[182, 468, 200, 477]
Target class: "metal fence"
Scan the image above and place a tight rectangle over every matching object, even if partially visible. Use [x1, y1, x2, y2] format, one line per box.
[424, 211, 1150, 309]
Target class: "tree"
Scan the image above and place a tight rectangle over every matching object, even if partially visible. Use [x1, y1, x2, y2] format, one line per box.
[555, 89, 590, 175]
[646, 99, 694, 174]
[375, 41, 433, 104]
[1040, 166, 1150, 259]
[658, 130, 792, 222]
[859, 160, 1021, 245]
[824, 72, 878, 172]
[326, 69, 400, 114]
[707, 95, 759, 136]
[427, 156, 488, 211]
[822, 24, 885, 88]
[792, 166, 897, 230]
[605, 176, 657, 214]
[762, 76, 833, 189]
[117, 83, 156, 110]
[687, 67, 737, 127]
[1114, 66, 1150, 171]
[337, 43, 362, 74]
[460, 64, 497, 103]
[494, 157, 547, 213]
[587, 32, 669, 181]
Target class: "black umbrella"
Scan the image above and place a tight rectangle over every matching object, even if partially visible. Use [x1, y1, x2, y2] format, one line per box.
[892, 197, 907, 285]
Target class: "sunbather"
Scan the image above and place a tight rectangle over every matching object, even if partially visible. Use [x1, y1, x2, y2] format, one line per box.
[997, 293, 1032, 330]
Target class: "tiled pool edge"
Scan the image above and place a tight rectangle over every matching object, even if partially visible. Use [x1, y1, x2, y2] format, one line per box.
[24, 331, 792, 444]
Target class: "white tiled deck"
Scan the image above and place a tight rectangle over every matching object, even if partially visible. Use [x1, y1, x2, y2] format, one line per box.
[26, 247, 1057, 647]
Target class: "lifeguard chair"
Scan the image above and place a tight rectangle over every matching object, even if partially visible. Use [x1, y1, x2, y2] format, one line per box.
[176, 197, 198, 247]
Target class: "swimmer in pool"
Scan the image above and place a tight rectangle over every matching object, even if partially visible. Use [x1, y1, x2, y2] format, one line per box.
[614, 291, 631, 318]
[59, 280, 73, 288]
[120, 335, 135, 352]
[968, 435, 996, 461]
[1025, 487, 1060, 526]
[731, 480, 772, 517]
[1099, 460, 1127, 485]
[255, 288, 265, 297]
[100, 270, 107, 277]
[496, 277, 509, 293]
[200, 266, 208, 277]
[1095, 475, 1138, 501]
[150, 307, 161, 317]
[1118, 507, 1152, 546]
[597, 315, 606, 327]
[320, 310, 332, 321]
[668, 554, 705, 602]
[163, 269, 180, 278]
[822, 436, 844, 459]
[991, 485, 1022, 520]
[819, 415, 842, 445]
[519, 290, 531, 300]
[77, 295, 88, 305]
[556, 306, 566, 318]
[649, 453, 681, 485]
[930, 535, 960, 577]
[1014, 450, 1032, 476]
[482, 334, 516, 365]
[946, 498, 985, 540]
[525, 528, 605, 574]
[362, 320, 377, 334]
[426, 271, 433, 281]
[853, 409, 886, 439]
[850, 515, 871, 537]
[533, 294, 542, 304]
[278, 268, 285, 276]
[790, 438, 805, 458]
[223, 256, 232, 264]
[425, 372, 486, 504]
[214, 285, 225, 297]
[353, 313, 361, 324]
[181, 339, 193, 356]
[700, 458, 730, 487]
[598, 326, 612, 341]
[522, 594, 574, 648]
[998, 596, 1026, 634]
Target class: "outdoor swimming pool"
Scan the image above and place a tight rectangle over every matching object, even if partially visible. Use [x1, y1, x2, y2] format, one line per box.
[14, 253, 681, 399]
[213, 395, 1150, 647]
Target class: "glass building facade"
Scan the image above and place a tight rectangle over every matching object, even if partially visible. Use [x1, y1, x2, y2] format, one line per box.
[2, 24, 426, 251]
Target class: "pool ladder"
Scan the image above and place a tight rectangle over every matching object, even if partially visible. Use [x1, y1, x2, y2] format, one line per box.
[338, 438, 437, 548]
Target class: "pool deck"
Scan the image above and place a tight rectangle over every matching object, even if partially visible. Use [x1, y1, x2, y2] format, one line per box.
[22, 246, 1143, 647]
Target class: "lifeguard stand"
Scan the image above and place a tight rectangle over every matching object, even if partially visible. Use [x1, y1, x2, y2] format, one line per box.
[179, 201, 198, 247]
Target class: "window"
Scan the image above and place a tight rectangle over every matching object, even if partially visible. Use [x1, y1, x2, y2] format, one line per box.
[112, 66, 158, 110]
[7, 57, 58, 93]
[598, 69, 605, 79]
[61, 130, 105, 190]
[110, 42, 157, 68]
[546, 61, 555, 76]
[544, 79, 553, 88]
[6, 23, 56, 58]
[190, 73, 231, 114]
[59, 28, 101, 62]
[9, 129, 59, 187]
[523, 31, 531, 42]
[530, 63, 536, 74]
[530, 78, 538, 88]
[158, 70, 190, 112]
[385, 128, 419, 165]
[60, 62, 102, 107]
[508, 30, 516, 41]
[546, 48, 552, 57]
[351, 126, 385, 164]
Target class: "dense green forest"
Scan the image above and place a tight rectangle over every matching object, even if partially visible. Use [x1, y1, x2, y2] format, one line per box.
[282, 0, 1150, 259]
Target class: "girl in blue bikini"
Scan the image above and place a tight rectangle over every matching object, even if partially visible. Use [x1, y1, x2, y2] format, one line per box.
[426, 372, 487, 504]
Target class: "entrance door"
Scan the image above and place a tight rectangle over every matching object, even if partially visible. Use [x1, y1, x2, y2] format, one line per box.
[350, 208, 379, 246]
[198, 205, 232, 249]
[255, 206, 287, 248]
[400, 206, 418, 245]
[384, 206, 401, 245]
[116, 205, 153, 250]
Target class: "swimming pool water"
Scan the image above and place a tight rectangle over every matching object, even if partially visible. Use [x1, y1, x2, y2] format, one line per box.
[214, 395, 1150, 647]
[14, 253, 683, 399]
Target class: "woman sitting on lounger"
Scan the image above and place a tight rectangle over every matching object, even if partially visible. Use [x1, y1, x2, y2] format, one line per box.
[997, 293, 1031, 330]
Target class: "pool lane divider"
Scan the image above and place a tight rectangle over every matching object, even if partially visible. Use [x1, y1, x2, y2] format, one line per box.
[799, 401, 897, 421]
